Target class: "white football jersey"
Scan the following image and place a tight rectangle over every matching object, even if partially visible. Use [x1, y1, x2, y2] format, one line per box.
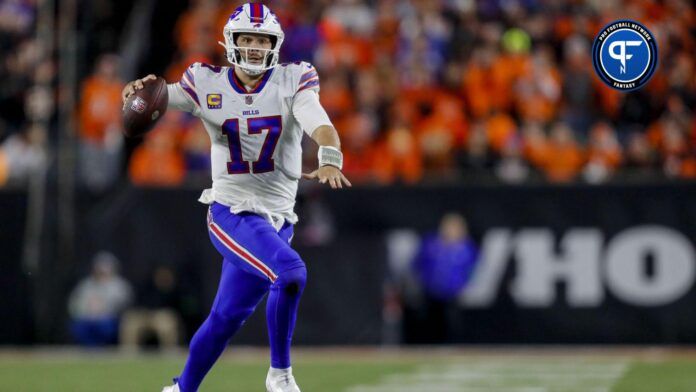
[166, 61, 325, 227]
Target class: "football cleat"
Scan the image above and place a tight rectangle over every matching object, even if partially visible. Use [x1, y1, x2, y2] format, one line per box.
[266, 367, 301, 392]
[161, 378, 180, 392]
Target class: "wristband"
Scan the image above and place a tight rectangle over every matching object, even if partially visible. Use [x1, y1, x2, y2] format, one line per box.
[318, 146, 343, 170]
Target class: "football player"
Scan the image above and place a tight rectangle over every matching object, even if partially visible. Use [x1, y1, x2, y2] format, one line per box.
[122, 3, 350, 392]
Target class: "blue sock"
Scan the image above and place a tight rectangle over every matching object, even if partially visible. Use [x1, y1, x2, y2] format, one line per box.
[178, 259, 270, 392]
[267, 262, 307, 369]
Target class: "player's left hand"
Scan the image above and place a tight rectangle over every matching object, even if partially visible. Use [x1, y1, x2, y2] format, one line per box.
[302, 166, 352, 189]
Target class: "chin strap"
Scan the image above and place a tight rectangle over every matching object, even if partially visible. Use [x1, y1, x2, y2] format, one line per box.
[318, 146, 343, 170]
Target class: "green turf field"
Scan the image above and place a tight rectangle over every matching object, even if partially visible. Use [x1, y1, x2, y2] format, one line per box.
[1, 348, 695, 392]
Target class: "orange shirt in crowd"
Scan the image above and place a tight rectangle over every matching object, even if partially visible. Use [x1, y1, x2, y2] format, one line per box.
[417, 94, 468, 146]
[0, 151, 8, 186]
[317, 19, 374, 69]
[515, 63, 561, 123]
[538, 123, 586, 182]
[174, 2, 217, 56]
[215, 3, 239, 43]
[486, 54, 519, 113]
[680, 156, 696, 178]
[587, 147, 622, 170]
[373, 10, 400, 57]
[417, 122, 455, 170]
[78, 76, 123, 144]
[541, 144, 585, 182]
[462, 63, 494, 119]
[371, 127, 423, 184]
[586, 125, 622, 170]
[165, 52, 214, 84]
[318, 75, 354, 118]
[341, 148, 376, 184]
[522, 130, 550, 169]
[646, 121, 664, 151]
[335, 113, 376, 183]
[463, 53, 525, 119]
[593, 81, 622, 119]
[129, 126, 185, 186]
[485, 112, 517, 153]
[647, 119, 688, 159]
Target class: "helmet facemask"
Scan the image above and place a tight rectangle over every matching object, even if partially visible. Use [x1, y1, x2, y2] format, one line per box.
[219, 30, 282, 76]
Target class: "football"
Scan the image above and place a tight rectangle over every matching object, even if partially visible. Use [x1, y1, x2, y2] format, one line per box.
[122, 76, 168, 137]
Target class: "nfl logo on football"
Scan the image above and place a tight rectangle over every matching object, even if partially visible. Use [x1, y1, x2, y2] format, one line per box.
[130, 96, 147, 114]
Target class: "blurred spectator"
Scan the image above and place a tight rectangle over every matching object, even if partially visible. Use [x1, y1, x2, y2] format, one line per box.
[339, 110, 378, 183]
[625, 132, 658, 171]
[181, 120, 211, 184]
[173, 0, 217, 59]
[514, 46, 561, 123]
[495, 135, 530, 183]
[282, 9, 322, 63]
[373, 126, 423, 184]
[406, 213, 479, 344]
[485, 111, 517, 153]
[462, 46, 505, 119]
[77, 53, 124, 191]
[659, 118, 690, 178]
[540, 122, 585, 182]
[68, 252, 133, 346]
[417, 95, 467, 179]
[583, 121, 623, 183]
[0, 0, 35, 35]
[128, 113, 186, 186]
[0, 1, 53, 190]
[560, 34, 594, 135]
[0, 124, 46, 187]
[521, 121, 549, 169]
[120, 265, 182, 350]
[0, 150, 7, 185]
[461, 121, 494, 174]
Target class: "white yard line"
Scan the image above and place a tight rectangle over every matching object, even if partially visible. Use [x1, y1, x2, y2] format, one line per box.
[346, 359, 629, 392]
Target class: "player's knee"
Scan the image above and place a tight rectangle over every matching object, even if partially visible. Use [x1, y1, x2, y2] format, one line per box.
[276, 266, 306, 296]
[274, 254, 307, 296]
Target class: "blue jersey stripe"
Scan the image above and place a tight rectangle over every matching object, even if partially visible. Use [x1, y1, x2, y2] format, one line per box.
[297, 78, 320, 92]
[184, 69, 195, 86]
[179, 80, 200, 106]
[299, 70, 318, 84]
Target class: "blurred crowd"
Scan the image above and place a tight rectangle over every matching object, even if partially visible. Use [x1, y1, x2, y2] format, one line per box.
[0, 0, 50, 188]
[3, 0, 696, 189]
[125, 0, 695, 186]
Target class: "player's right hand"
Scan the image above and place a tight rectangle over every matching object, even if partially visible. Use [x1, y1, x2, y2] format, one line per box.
[121, 74, 157, 104]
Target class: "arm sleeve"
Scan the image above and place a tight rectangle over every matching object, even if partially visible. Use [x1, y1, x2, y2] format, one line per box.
[167, 83, 197, 114]
[291, 89, 333, 137]
[166, 64, 202, 116]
